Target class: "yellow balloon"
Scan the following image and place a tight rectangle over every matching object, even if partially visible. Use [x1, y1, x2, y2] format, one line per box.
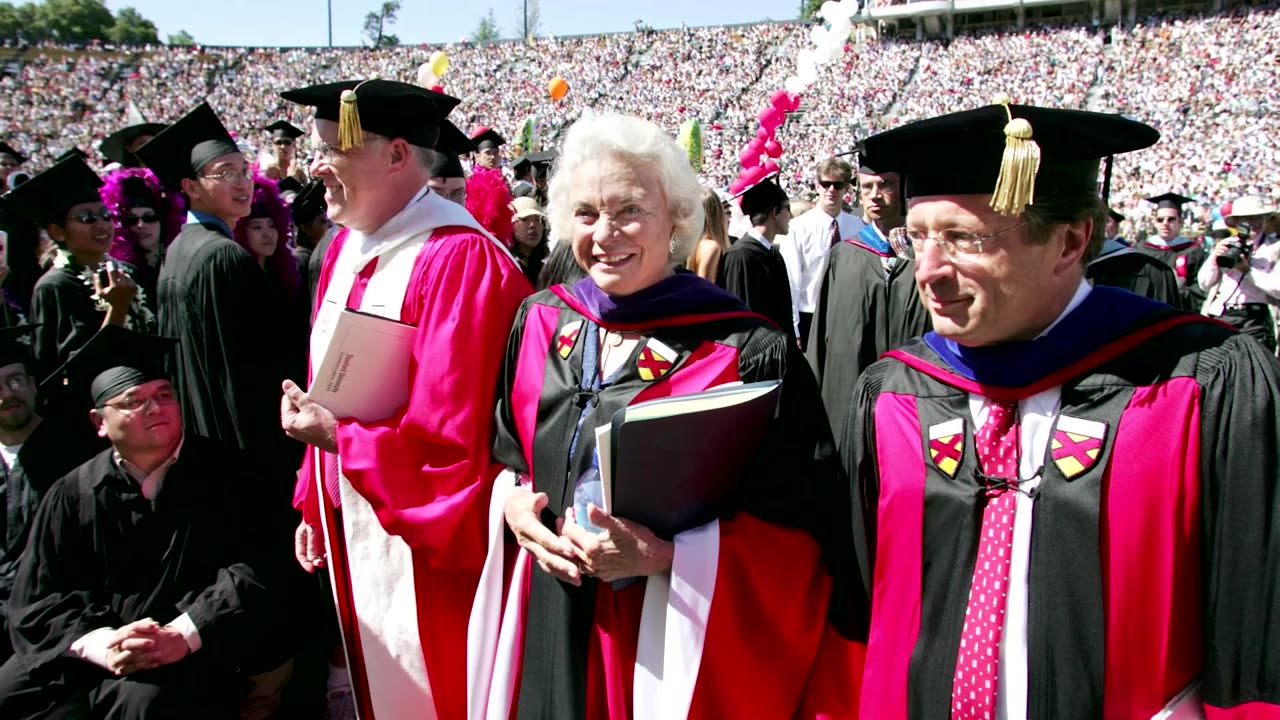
[429, 51, 450, 78]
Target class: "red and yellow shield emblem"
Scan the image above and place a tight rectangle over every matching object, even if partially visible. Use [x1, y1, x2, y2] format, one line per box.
[1050, 415, 1107, 479]
[555, 321, 582, 360]
[927, 418, 964, 478]
[636, 339, 677, 382]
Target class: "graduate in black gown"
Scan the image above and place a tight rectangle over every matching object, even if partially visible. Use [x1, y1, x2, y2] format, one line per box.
[99, 123, 168, 169]
[6, 158, 153, 376]
[717, 175, 797, 344]
[1136, 193, 1206, 310]
[135, 103, 297, 471]
[0, 325, 104, 662]
[1086, 235, 1180, 305]
[843, 100, 1280, 717]
[0, 326, 294, 719]
[0, 142, 41, 324]
[806, 148, 930, 440]
[290, 178, 334, 311]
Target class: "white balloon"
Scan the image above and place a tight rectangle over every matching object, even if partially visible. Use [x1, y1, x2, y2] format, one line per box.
[784, 76, 808, 94]
[819, 1, 843, 20]
[809, 25, 830, 48]
[829, 17, 853, 38]
[815, 42, 842, 65]
[416, 64, 436, 87]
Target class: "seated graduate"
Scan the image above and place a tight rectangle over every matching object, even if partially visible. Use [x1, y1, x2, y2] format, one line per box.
[0, 325, 103, 662]
[469, 112, 858, 720]
[0, 325, 293, 720]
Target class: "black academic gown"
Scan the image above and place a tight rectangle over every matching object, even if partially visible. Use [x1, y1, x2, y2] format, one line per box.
[717, 235, 796, 343]
[0, 436, 293, 719]
[1087, 247, 1180, 306]
[0, 416, 104, 661]
[493, 285, 849, 720]
[157, 222, 297, 469]
[30, 259, 153, 377]
[806, 238, 930, 441]
[306, 226, 337, 317]
[841, 288, 1280, 717]
[1137, 238, 1206, 311]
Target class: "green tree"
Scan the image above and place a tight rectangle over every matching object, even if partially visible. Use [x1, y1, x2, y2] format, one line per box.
[473, 7, 500, 43]
[167, 29, 195, 45]
[0, 3, 20, 41]
[38, 0, 113, 43]
[801, 0, 823, 20]
[107, 6, 158, 45]
[362, 0, 401, 48]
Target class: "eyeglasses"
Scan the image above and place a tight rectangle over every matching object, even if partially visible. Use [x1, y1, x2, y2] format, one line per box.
[888, 221, 1030, 260]
[1155, 216, 1181, 224]
[103, 388, 178, 414]
[69, 209, 113, 224]
[817, 179, 848, 190]
[121, 213, 159, 227]
[273, 139, 295, 148]
[313, 137, 384, 164]
[0, 373, 30, 394]
[200, 168, 254, 185]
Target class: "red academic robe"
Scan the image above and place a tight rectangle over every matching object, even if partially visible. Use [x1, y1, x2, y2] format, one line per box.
[294, 224, 531, 720]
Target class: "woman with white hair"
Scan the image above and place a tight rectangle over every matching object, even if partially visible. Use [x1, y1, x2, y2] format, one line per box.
[467, 113, 858, 720]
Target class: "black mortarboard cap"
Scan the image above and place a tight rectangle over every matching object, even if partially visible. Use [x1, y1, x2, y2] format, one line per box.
[854, 139, 897, 176]
[1107, 208, 1124, 223]
[429, 122, 476, 179]
[134, 104, 239, 189]
[470, 127, 505, 150]
[266, 120, 305, 141]
[0, 325, 37, 369]
[100, 123, 168, 168]
[0, 141, 27, 165]
[55, 147, 89, 164]
[280, 79, 461, 150]
[735, 173, 788, 217]
[1145, 193, 1194, 211]
[2, 157, 104, 227]
[291, 178, 328, 223]
[277, 177, 305, 196]
[40, 325, 176, 409]
[861, 99, 1160, 215]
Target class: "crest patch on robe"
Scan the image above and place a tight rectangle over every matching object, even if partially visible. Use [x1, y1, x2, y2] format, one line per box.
[636, 338, 677, 382]
[555, 320, 582, 360]
[1051, 415, 1108, 478]
[927, 418, 964, 478]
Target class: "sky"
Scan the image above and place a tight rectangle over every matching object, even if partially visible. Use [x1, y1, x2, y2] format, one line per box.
[104, 0, 805, 48]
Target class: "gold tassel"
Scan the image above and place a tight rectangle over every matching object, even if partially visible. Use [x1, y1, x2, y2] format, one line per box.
[989, 95, 1041, 216]
[337, 88, 363, 152]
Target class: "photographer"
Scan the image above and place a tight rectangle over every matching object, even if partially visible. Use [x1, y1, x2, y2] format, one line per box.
[1198, 196, 1280, 351]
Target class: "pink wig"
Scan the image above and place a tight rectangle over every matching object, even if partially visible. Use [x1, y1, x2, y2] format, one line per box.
[100, 168, 184, 267]
[466, 168, 514, 248]
[234, 175, 301, 302]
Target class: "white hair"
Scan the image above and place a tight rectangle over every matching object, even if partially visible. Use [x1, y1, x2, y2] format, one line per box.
[546, 113, 705, 263]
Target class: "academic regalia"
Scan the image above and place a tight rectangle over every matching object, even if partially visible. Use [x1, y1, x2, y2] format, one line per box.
[1137, 195, 1205, 311]
[1087, 239, 1181, 306]
[842, 286, 1280, 717]
[282, 77, 532, 720]
[806, 225, 930, 441]
[100, 123, 167, 168]
[717, 234, 796, 342]
[0, 436, 294, 719]
[470, 275, 857, 720]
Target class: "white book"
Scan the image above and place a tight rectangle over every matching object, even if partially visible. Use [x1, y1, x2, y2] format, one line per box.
[308, 308, 417, 422]
[1152, 681, 1204, 720]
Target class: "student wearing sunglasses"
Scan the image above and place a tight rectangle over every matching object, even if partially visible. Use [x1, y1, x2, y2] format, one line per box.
[101, 167, 182, 314]
[6, 157, 154, 375]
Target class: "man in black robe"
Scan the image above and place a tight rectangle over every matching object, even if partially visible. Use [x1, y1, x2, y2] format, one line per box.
[841, 100, 1280, 717]
[1086, 228, 1180, 305]
[290, 178, 333, 310]
[0, 325, 102, 662]
[806, 148, 929, 439]
[718, 175, 797, 344]
[0, 326, 293, 719]
[1136, 193, 1206, 310]
[135, 103, 297, 473]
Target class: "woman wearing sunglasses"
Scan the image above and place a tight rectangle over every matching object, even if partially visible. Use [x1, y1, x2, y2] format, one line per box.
[101, 167, 183, 313]
[6, 157, 156, 375]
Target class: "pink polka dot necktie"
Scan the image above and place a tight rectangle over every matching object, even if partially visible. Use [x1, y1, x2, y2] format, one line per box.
[951, 400, 1021, 720]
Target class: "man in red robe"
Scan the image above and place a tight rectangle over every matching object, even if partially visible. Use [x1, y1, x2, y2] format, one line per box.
[277, 79, 531, 720]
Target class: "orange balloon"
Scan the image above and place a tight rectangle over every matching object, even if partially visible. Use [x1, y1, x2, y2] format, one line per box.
[548, 77, 570, 102]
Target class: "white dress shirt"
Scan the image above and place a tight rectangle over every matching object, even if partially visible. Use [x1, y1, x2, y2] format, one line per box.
[778, 207, 865, 318]
[964, 280, 1091, 720]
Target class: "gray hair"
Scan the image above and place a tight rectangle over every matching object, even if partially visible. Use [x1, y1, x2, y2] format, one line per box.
[546, 113, 705, 263]
[1023, 191, 1106, 264]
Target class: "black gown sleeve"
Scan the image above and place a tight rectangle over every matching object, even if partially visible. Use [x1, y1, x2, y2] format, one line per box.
[1197, 332, 1280, 709]
[29, 277, 71, 376]
[838, 359, 888, 644]
[492, 298, 533, 475]
[718, 247, 762, 313]
[6, 477, 121, 673]
[804, 249, 837, 386]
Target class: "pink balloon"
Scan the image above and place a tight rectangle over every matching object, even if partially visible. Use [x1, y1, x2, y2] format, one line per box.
[764, 140, 783, 159]
[757, 127, 771, 141]
[746, 138, 765, 155]
[739, 148, 758, 170]
[742, 165, 767, 186]
[758, 106, 782, 131]
[729, 178, 746, 195]
[762, 161, 780, 176]
[788, 93, 803, 112]
[770, 89, 791, 113]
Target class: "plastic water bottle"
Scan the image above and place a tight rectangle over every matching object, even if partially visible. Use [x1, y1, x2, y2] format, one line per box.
[572, 450, 606, 534]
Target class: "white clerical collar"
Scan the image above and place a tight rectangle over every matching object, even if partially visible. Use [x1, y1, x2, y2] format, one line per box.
[362, 184, 432, 251]
[745, 229, 772, 251]
[1143, 235, 1187, 248]
[1036, 279, 1092, 340]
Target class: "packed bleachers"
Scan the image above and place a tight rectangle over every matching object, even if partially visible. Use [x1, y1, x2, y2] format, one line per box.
[2, 4, 1278, 237]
